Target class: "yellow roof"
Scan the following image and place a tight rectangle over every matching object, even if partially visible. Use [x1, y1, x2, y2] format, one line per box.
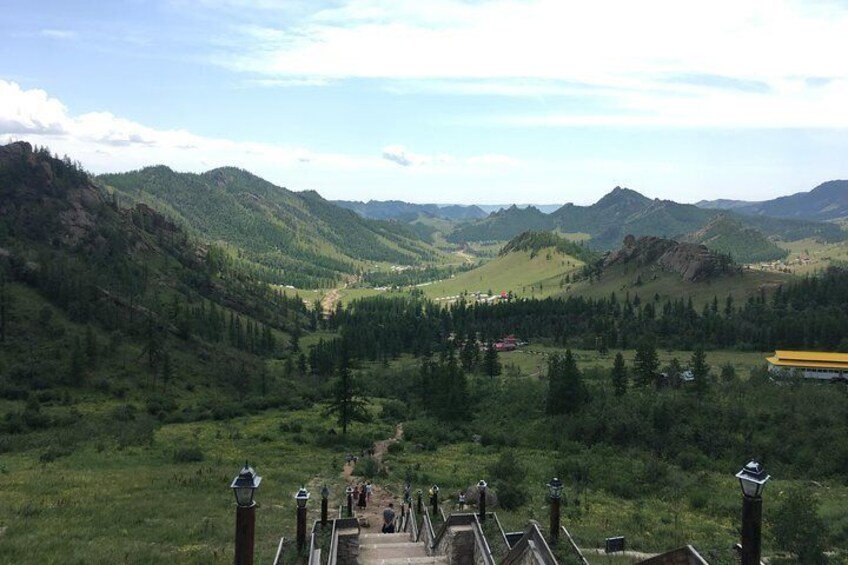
[773, 350, 848, 363]
[767, 350, 848, 370]
[767, 357, 848, 370]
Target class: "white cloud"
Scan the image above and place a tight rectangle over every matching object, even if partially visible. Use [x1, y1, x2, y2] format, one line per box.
[0, 81, 520, 193]
[212, 0, 848, 128]
[382, 144, 518, 168]
[39, 29, 78, 40]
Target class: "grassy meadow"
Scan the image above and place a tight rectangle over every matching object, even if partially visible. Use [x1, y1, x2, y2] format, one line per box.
[420, 249, 584, 301]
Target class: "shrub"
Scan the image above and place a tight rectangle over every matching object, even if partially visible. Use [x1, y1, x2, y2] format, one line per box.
[173, 447, 205, 463]
[39, 445, 73, 463]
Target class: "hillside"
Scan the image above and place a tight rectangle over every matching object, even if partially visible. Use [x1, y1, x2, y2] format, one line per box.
[567, 234, 791, 306]
[682, 214, 789, 263]
[0, 141, 314, 440]
[446, 205, 554, 243]
[99, 167, 441, 287]
[697, 180, 848, 221]
[333, 199, 486, 221]
[419, 235, 587, 300]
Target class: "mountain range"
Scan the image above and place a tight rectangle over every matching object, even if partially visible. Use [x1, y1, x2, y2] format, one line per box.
[332, 200, 487, 221]
[696, 180, 848, 221]
[447, 186, 845, 252]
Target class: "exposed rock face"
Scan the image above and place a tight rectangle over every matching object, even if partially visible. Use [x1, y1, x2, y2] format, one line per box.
[604, 235, 735, 282]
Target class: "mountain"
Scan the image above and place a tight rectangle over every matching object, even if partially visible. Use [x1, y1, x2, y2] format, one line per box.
[99, 167, 440, 287]
[333, 199, 487, 221]
[696, 180, 848, 221]
[446, 205, 554, 242]
[450, 185, 845, 248]
[476, 203, 563, 214]
[694, 198, 753, 210]
[682, 213, 789, 263]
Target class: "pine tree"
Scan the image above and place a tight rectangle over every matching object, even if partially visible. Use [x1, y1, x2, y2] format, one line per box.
[483, 340, 501, 377]
[325, 348, 369, 434]
[633, 339, 659, 387]
[161, 351, 173, 393]
[547, 349, 588, 414]
[691, 346, 710, 395]
[611, 352, 627, 396]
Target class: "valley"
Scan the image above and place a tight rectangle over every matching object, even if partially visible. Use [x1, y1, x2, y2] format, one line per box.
[1, 142, 848, 564]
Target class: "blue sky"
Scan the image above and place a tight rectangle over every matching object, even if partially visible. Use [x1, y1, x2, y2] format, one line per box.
[2, 0, 848, 204]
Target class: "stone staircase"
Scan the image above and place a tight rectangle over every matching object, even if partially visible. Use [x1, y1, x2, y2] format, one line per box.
[358, 532, 447, 565]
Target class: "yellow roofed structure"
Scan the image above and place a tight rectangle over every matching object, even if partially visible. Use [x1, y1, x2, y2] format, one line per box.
[766, 350, 848, 379]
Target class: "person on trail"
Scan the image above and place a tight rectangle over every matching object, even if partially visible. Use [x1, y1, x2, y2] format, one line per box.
[457, 491, 466, 510]
[403, 483, 411, 504]
[382, 503, 396, 533]
[366, 481, 373, 503]
[353, 485, 360, 508]
[358, 484, 367, 509]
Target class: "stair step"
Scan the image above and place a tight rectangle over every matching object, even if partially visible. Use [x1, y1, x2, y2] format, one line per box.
[360, 533, 412, 544]
[360, 546, 428, 559]
[359, 557, 447, 565]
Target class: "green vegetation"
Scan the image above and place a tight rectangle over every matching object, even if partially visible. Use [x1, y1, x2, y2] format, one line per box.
[99, 166, 443, 287]
[683, 213, 789, 263]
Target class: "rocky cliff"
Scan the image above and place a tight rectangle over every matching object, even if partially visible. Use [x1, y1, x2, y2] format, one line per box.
[603, 234, 736, 282]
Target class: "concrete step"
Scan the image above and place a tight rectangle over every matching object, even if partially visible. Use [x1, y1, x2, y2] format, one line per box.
[359, 557, 448, 565]
[360, 533, 412, 545]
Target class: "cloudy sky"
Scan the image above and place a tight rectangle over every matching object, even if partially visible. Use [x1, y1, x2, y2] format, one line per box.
[2, 0, 847, 204]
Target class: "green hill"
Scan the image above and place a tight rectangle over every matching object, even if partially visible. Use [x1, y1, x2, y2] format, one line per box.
[419, 242, 586, 301]
[99, 166, 441, 287]
[682, 213, 788, 263]
[446, 205, 553, 243]
[0, 141, 316, 444]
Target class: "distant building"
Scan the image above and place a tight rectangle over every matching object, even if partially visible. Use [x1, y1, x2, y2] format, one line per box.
[766, 350, 848, 380]
[495, 335, 518, 352]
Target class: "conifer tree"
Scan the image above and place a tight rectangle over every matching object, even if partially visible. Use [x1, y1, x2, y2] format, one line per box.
[633, 339, 659, 387]
[325, 347, 368, 434]
[547, 349, 588, 414]
[483, 340, 501, 377]
[611, 352, 627, 396]
[691, 346, 710, 395]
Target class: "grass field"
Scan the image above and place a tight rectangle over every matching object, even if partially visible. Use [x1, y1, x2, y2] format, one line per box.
[564, 264, 793, 309]
[0, 407, 388, 564]
[778, 238, 848, 275]
[420, 249, 584, 301]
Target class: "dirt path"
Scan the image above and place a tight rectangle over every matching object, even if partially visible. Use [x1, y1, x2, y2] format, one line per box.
[321, 288, 342, 317]
[340, 423, 404, 531]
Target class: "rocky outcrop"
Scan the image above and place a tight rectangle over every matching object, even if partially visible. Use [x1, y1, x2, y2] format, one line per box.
[604, 235, 736, 282]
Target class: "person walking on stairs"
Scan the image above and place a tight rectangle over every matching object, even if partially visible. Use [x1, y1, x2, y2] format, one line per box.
[382, 503, 396, 533]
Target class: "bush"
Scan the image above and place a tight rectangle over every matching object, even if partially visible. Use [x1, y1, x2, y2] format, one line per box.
[352, 456, 379, 478]
[173, 447, 205, 463]
[487, 452, 528, 511]
[39, 444, 73, 463]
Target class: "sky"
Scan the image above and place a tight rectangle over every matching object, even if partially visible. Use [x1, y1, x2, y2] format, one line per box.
[2, 0, 848, 205]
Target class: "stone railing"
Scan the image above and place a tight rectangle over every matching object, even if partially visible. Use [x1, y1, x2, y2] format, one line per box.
[308, 526, 321, 565]
[471, 514, 497, 565]
[408, 504, 419, 542]
[272, 537, 286, 565]
[420, 507, 436, 550]
[327, 517, 360, 565]
[501, 522, 558, 565]
[559, 525, 589, 565]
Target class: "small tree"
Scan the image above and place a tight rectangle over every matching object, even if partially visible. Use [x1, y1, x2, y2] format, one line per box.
[547, 349, 588, 415]
[611, 352, 627, 396]
[488, 451, 528, 511]
[691, 346, 710, 395]
[483, 340, 501, 377]
[633, 339, 659, 387]
[325, 348, 369, 434]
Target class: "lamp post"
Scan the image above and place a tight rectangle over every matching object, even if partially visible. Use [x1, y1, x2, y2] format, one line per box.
[736, 460, 770, 565]
[321, 485, 329, 526]
[477, 480, 488, 523]
[547, 477, 563, 545]
[417, 489, 423, 514]
[432, 484, 440, 516]
[231, 462, 261, 565]
[346, 486, 354, 517]
[296, 486, 310, 552]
